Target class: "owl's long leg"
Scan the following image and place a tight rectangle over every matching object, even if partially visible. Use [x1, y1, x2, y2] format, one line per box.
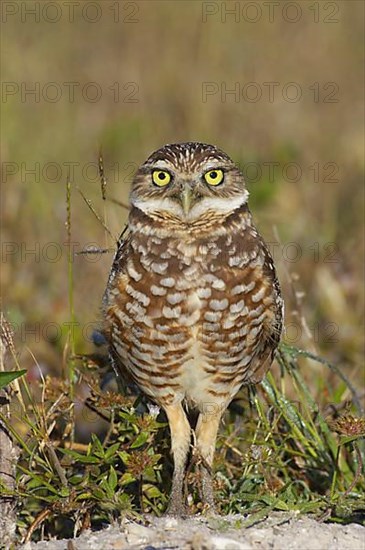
[195, 409, 222, 510]
[164, 403, 191, 516]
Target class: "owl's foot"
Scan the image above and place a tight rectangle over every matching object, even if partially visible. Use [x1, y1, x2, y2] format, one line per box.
[199, 462, 217, 512]
[166, 500, 188, 517]
[166, 461, 188, 517]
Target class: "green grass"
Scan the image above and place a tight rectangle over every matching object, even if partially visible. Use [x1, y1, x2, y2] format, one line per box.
[0, 339, 364, 544]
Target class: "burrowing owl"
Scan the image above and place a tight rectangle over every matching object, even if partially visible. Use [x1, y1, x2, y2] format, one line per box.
[103, 142, 283, 515]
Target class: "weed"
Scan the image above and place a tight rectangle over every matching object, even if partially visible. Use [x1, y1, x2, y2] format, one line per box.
[0, 337, 363, 543]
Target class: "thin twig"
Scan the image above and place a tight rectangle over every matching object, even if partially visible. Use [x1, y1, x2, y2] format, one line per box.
[76, 186, 115, 239]
[98, 147, 107, 201]
[22, 508, 52, 543]
[83, 399, 111, 423]
[46, 442, 69, 488]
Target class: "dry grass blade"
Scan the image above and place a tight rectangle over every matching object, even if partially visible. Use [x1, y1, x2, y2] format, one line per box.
[0, 313, 16, 361]
[98, 147, 107, 201]
[22, 508, 52, 544]
[76, 186, 115, 239]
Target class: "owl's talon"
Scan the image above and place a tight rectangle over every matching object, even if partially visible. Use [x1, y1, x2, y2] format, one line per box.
[166, 502, 188, 517]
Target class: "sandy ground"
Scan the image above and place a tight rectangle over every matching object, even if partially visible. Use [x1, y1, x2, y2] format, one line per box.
[25, 513, 365, 550]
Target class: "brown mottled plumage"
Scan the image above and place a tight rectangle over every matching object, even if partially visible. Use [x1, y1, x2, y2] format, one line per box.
[103, 142, 283, 515]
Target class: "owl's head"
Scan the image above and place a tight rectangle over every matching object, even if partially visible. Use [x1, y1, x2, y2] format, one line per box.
[130, 142, 248, 223]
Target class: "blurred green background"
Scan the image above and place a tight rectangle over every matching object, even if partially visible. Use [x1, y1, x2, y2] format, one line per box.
[1, 1, 364, 392]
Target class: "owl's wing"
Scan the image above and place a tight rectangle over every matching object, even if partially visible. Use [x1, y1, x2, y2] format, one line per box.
[102, 228, 140, 393]
[245, 308, 282, 384]
[245, 245, 283, 384]
[102, 226, 130, 308]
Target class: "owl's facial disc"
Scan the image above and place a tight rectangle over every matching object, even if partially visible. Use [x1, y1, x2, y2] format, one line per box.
[130, 143, 249, 223]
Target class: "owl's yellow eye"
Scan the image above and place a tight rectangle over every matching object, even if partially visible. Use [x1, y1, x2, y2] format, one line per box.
[152, 170, 171, 187]
[203, 169, 224, 186]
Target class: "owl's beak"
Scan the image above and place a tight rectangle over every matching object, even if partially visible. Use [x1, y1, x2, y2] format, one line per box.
[181, 186, 194, 216]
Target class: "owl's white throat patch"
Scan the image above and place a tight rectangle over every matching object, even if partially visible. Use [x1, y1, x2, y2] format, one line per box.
[187, 193, 248, 221]
[132, 197, 183, 218]
[132, 191, 248, 223]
